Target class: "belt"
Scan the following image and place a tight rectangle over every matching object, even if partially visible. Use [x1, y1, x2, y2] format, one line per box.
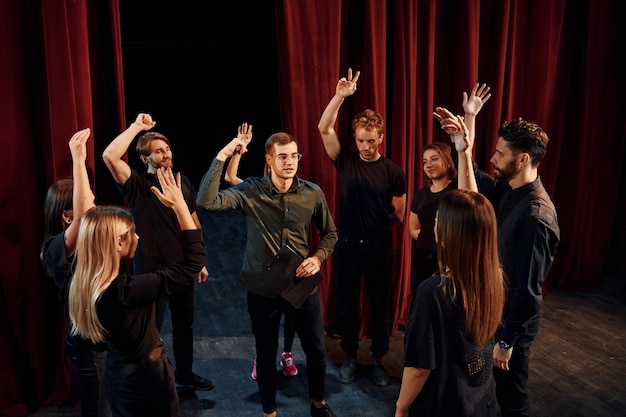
[340, 236, 380, 245]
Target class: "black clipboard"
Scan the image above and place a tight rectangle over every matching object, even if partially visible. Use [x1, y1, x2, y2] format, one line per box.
[261, 244, 322, 308]
[280, 271, 323, 309]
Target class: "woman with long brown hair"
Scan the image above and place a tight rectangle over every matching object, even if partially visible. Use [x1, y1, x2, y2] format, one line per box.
[396, 189, 505, 417]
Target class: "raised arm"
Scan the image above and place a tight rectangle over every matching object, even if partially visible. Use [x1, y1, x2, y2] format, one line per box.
[434, 108, 477, 192]
[64, 128, 95, 254]
[224, 154, 244, 186]
[197, 135, 250, 209]
[102, 113, 156, 185]
[317, 68, 361, 160]
[224, 123, 253, 186]
[462, 83, 491, 150]
[150, 168, 196, 230]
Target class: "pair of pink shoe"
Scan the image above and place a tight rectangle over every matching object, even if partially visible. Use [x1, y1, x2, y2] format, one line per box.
[251, 352, 298, 380]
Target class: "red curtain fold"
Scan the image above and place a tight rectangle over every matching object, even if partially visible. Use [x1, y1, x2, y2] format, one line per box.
[1, 1, 124, 415]
[274, 0, 345, 330]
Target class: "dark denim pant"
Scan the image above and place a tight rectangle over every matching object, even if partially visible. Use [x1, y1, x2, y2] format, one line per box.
[247, 291, 327, 415]
[66, 335, 110, 417]
[493, 318, 540, 417]
[140, 254, 196, 382]
[154, 280, 195, 382]
[335, 236, 392, 359]
[105, 347, 179, 417]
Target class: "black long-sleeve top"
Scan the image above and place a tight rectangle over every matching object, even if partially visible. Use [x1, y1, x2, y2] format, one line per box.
[196, 158, 338, 298]
[475, 168, 560, 346]
[96, 230, 206, 363]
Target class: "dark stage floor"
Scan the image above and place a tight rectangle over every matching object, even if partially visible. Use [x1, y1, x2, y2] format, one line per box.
[29, 208, 626, 417]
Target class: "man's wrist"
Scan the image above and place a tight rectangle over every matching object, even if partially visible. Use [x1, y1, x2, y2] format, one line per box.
[130, 122, 145, 131]
[498, 340, 513, 351]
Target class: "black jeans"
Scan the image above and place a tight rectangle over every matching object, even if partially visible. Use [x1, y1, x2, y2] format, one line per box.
[105, 342, 179, 417]
[493, 318, 540, 417]
[247, 291, 327, 414]
[66, 335, 110, 417]
[138, 253, 196, 382]
[335, 236, 392, 359]
[152, 280, 195, 382]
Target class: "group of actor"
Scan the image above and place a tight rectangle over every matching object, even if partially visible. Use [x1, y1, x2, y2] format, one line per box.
[41, 69, 559, 417]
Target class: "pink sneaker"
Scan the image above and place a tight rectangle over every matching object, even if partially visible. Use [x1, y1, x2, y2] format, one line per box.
[251, 358, 257, 381]
[281, 352, 298, 376]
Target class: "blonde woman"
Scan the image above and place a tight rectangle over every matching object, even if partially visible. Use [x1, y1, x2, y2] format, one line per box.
[68, 167, 206, 417]
[396, 189, 505, 417]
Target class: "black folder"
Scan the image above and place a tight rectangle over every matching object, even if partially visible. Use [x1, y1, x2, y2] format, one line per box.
[261, 244, 322, 308]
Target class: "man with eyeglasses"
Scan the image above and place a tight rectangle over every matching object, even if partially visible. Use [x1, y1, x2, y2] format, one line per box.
[196, 130, 339, 417]
[318, 69, 407, 387]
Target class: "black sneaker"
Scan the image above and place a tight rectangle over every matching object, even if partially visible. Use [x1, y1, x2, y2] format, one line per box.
[310, 403, 337, 417]
[372, 360, 389, 387]
[339, 357, 356, 384]
[176, 373, 214, 391]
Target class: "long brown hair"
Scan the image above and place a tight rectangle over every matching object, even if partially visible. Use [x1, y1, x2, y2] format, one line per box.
[42, 179, 73, 239]
[436, 189, 505, 345]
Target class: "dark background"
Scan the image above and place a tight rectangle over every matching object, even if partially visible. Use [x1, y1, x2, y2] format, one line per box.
[119, 2, 281, 189]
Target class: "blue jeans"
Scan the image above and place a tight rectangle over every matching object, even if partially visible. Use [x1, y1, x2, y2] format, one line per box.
[335, 236, 392, 359]
[247, 291, 327, 415]
[66, 335, 110, 417]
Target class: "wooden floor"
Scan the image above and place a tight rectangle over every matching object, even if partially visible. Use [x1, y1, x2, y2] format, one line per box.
[28, 209, 626, 417]
[525, 276, 626, 416]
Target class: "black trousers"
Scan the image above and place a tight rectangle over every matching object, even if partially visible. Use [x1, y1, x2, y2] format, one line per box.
[493, 318, 540, 417]
[247, 291, 326, 415]
[334, 236, 392, 359]
[105, 343, 179, 417]
[138, 254, 196, 382]
[154, 282, 195, 381]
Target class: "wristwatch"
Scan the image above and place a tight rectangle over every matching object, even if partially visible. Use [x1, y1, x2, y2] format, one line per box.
[498, 340, 513, 351]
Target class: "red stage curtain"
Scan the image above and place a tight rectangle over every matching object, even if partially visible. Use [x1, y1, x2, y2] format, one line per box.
[274, 0, 626, 336]
[0, 1, 125, 415]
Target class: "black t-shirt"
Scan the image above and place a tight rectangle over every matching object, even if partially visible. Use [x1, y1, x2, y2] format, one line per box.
[332, 147, 407, 239]
[403, 275, 497, 416]
[410, 180, 457, 252]
[117, 170, 198, 272]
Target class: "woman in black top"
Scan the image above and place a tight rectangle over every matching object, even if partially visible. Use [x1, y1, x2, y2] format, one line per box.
[396, 189, 505, 417]
[40, 128, 110, 417]
[408, 142, 457, 295]
[68, 167, 206, 417]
